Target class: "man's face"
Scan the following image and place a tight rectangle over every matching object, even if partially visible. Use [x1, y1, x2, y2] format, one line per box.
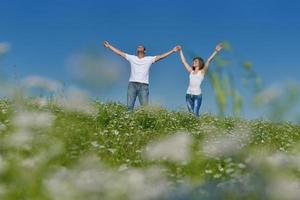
[136, 45, 145, 53]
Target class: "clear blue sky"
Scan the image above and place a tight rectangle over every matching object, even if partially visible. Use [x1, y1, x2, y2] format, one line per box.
[1, 0, 300, 119]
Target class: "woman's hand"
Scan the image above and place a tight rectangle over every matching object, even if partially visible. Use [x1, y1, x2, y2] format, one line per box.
[173, 45, 181, 52]
[215, 43, 223, 52]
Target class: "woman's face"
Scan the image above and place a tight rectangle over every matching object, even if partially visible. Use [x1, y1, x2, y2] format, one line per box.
[193, 59, 200, 68]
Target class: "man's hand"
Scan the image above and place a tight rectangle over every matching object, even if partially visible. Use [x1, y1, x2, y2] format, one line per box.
[103, 41, 110, 48]
[215, 43, 223, 52]
[173, 45, 181, 52]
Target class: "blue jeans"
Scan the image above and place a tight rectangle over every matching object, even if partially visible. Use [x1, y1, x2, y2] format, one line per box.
[127, 82, 149, 111]
[186, 94, 202, 117]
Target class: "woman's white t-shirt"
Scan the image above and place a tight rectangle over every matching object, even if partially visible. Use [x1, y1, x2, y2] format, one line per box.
[186, 70, 204, 95]
[125, 54, 156, 84]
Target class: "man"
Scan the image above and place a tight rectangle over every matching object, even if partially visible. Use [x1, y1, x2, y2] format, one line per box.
[103, 41, 180, 111]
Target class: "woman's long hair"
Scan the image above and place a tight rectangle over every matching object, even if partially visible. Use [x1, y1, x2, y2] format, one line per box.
[192, 57, 205, 71]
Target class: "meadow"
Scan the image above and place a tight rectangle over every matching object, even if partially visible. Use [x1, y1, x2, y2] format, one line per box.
[0, 98, 300, 200]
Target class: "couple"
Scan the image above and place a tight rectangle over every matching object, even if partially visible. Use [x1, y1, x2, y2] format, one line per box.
[103, 41, 223, 117]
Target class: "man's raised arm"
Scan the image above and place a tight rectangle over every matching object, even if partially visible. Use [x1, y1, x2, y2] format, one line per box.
[154, 45, 180, 63]
[103, 41, 127, 59]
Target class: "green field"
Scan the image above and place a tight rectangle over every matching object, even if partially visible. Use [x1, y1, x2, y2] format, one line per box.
[0, 99, 300, 200]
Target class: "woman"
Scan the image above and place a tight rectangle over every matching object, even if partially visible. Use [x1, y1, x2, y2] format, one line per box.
[178, 44, 223, 117]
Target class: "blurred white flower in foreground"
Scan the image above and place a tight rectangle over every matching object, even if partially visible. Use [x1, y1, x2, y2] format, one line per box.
[22, 75, 63, 92]
[255, 84, 282, 105]
[21, 75, 97, 115]
[66, 47, 123, 91]
[0, 123, 6, 133]
[0, 42, 11, 55]
[12, 111, 55, 129]
[55, 87, 98, 115]
[266, 151, 300, 171]
[4, 130, 33, 149]
[45, 155, 170, 200]
[267, 176, 300, 200]
[21, 141, 64, 169]
[266, 152, 290, 167]
[202, 125, 251, 157]
[5, 111, 55, 149]
[143, 132, 192, 162]
[124, 167, 169, 200]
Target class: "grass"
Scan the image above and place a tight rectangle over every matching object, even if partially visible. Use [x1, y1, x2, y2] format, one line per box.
[0, 98, 300, 199]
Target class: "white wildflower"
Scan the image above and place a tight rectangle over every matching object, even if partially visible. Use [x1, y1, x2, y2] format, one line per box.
[5, 130, 33, 149]
[23, 75, 62, 92]
[0, 123, 6, 132]
[90, 141, 99, 148]
[55, 87, 97, 115]
[202, 126, 251, 157]
[143, 132, 192, 162]
[12, 111, 55, 129]
[267, 176, 300, 200]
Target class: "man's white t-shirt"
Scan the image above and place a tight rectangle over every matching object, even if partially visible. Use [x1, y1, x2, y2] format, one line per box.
[125, 54, 156, 84]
